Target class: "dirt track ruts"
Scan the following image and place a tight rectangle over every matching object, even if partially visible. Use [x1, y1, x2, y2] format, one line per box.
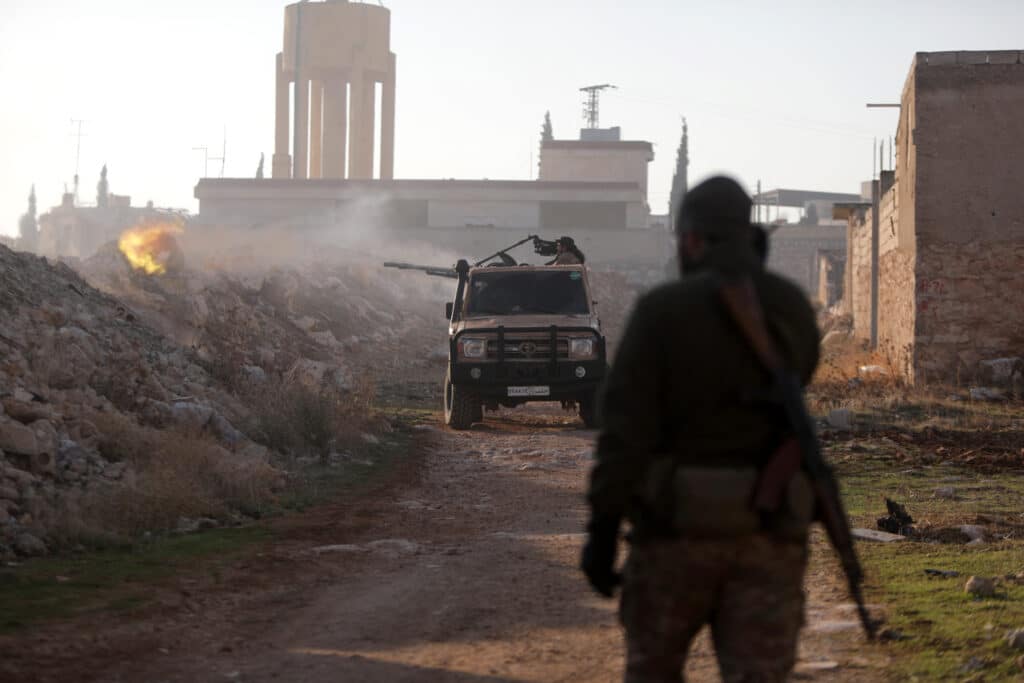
[4, 406, 889, 682]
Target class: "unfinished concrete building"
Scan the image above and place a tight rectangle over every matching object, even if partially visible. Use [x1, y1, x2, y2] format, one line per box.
[838, 51, 1024, 384]
[272, 0, 396, 181]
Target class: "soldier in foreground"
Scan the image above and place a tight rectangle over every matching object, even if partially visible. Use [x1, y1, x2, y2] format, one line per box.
[581, 176, 825, 682]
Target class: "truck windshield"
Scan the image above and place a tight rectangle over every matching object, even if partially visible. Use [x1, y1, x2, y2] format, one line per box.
[466, 270, 589, 316]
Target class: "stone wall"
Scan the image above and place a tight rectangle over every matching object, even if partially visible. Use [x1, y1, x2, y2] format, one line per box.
[906, 51, 1024, 381]
[876, 182, 917, 379]
[914, 241, 1024, 382]
[848, 211, 873, 341]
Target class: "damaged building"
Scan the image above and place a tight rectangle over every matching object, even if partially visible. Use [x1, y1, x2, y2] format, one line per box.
[837, 50, 1024, 384]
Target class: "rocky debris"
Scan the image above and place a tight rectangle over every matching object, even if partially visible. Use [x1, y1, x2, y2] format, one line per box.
[175, 517, 219, 534]
[969, 386, 1006, 402]
[934, 486, 958, 500]
[1007, 628, 1024, 650]
[978, 357, 1023, 389]
[965, 576, 996, 598]
[924, 569, 960, 578]
[0, 242, 444, 553]
[13, 532, 47, 557]
[852, 528, 906, 543]
[959, 524, 986, 544]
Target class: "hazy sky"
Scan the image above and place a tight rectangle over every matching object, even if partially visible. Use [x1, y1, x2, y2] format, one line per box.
[2, 0, 1021, 236]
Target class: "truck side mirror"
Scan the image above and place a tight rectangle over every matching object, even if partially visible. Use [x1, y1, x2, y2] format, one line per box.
[446, 302, 454, 320]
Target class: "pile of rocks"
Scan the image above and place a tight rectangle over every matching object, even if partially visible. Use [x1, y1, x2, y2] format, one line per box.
[0, 241, 450, 558]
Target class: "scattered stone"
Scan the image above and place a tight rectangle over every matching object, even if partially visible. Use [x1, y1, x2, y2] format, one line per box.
[13, 532, 47, 557]
[852, 528, 906, 543]
[858, 365, 889, 377]
[878, 627, 910, 641]
[365, 539, 420, 557]
[0, 419, 39, 457]
[1007, 628, 1024, 650]
[934, 486, 957, 500]
[965, 576, 996, 598]
[969, 387, 1005, 402]
[959, 657, 987, 673]
[924, 568, 960, 578]
[175, 517, 218, 534]
[978, 357, 1023, 389]
[312, 544, 364, 554]
[827, 408, 853, 430]
[960, 525, 986, 543]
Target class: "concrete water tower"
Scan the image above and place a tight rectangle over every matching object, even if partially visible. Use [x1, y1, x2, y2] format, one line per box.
[272, 0, 396, 181]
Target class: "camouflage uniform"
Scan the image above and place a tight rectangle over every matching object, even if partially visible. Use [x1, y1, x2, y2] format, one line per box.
[621, 535, 807, 682]
[582, 176, 820, 683]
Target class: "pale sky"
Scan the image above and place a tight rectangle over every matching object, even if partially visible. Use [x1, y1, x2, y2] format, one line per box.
[2, 0, 1021, 237]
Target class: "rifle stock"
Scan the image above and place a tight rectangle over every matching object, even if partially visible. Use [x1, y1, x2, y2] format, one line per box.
[720, 278, 877, 641]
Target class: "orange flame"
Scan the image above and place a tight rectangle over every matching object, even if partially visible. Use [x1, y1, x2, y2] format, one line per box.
[118, 222, 184, 275]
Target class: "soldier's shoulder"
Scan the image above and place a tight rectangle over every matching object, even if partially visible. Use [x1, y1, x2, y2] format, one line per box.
[759, 270, 815, 310]
[640, 274, 716, 306]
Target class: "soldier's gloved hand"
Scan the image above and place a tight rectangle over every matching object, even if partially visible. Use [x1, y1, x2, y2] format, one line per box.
[581, 516, 622, 598]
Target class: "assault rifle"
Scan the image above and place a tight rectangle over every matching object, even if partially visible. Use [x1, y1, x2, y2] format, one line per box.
[719, 277, 877, 641]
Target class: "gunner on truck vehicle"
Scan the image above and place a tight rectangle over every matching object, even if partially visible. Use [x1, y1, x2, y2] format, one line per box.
[549, 236, 585, 265]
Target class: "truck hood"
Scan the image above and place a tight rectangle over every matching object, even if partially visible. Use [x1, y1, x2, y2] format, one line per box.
[457, 314, 600, 333]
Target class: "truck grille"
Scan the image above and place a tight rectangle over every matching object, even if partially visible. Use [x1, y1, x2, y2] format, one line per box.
[486, 337, 569, 360]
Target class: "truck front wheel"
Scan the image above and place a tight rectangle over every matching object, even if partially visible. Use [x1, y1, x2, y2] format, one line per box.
[444, 369, 478, 430]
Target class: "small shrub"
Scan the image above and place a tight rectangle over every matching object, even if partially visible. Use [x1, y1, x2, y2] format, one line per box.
[66, 415, 281, 540]
[244, 374, 376, 462]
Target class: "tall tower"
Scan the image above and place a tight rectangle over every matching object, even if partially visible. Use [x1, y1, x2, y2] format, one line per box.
[668, 117, 689, 230]
[272, 0, 397, 181]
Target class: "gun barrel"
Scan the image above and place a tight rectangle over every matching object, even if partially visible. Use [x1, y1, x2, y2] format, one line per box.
[383, 262, 458, 279]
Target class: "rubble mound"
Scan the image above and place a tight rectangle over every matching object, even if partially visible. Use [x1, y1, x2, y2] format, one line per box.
[0, 242, 448, 558]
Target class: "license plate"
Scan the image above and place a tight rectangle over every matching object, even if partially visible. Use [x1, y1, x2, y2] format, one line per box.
[507, 386, 550, 397]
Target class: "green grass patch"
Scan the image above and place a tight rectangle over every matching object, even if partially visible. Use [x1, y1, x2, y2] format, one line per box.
[830, 436, 1024, 680]
[0, 525, 269, 633]
[861, 543, 1024, 681]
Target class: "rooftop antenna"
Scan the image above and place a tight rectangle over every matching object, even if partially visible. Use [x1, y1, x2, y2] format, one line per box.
[208, 126, 227, 178]
[192, 145, 210, 178]
[70, 118, 87, 203]
[580, 84, 617, 129]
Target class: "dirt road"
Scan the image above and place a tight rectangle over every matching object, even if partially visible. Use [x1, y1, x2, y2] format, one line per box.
[5, 407, 888, 682]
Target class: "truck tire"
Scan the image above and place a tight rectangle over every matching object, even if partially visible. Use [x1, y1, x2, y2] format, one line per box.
[578, 391, 599, 429]
[444, 369, 478, 430]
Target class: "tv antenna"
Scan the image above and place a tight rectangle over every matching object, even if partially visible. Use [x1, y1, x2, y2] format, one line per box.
[208, 126, 227, 178]
[580, 84, 617, 129]
[70, 118, 87, 203]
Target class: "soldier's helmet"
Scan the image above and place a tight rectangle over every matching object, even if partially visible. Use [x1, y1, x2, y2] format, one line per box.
[676, 176, 752, 242]
[557, 236, 576, 249]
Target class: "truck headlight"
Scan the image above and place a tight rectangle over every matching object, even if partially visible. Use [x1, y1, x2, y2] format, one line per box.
[459, 337, 487, 359]
[569, 337, 595, 359]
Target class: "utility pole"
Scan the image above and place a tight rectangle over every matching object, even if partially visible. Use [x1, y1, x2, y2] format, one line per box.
[579, 84, 617, 129]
